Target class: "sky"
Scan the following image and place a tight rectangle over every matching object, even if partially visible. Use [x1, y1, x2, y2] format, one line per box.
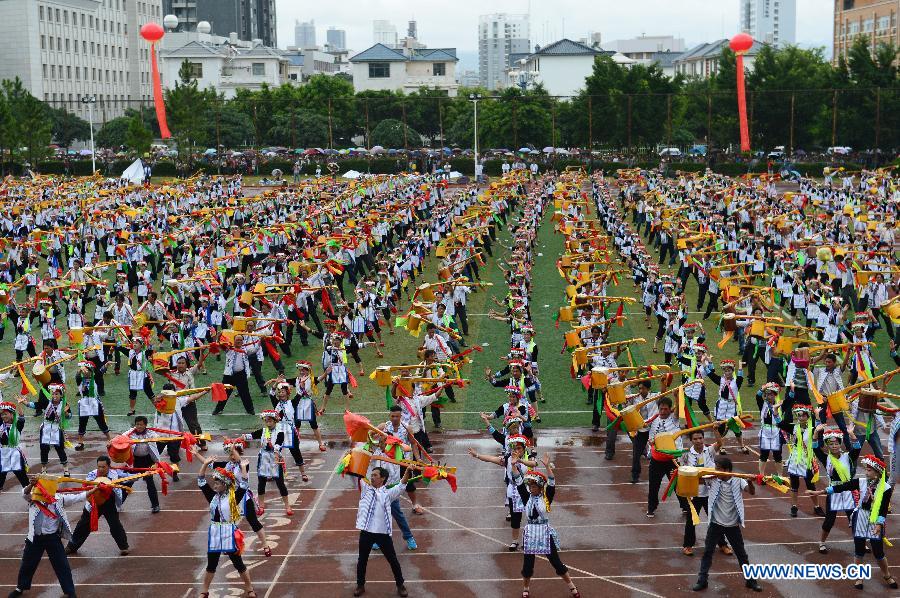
[275, 0, 834, 68]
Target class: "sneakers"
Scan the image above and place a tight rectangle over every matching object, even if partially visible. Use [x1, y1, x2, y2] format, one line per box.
[397, 586, 408, 597]
[74, 443, 85, 451]
[630, 476, 639, 484]
[172, 472, 179, 482]
[507, 541, 519, 551]
[151, 506, 160, 514]
[819, 544, 828, 554]
[646, 511, 656, 518]
[745, 579, 762, 592]
[790, 505, 798, 518]
[353, 586, 365, 597]
[814, 506, 826, 517]
[8, 589, 23, 597]
[65, 544, 77, 555]
[406, 537, 417, 551]
[372, 543, 380, 551]
[692, 580, 708, 591]
[119, 548, 129, 556]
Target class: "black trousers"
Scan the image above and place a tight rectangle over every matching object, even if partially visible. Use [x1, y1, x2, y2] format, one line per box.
[125, 454, 158, 508]
[0, 468, 29, 489]
[215, 372, 254, 414]
[522, 538, 568, 578]
[684, 497, 729, 548]
[630, 430, 649, 479]
[16, 534, 75, 596]
[648, 458, 689, 514]
[697, 522, 751, 582]
[357, 530, 404, 588]
[70, 501, 129, 551]
[249, 356, 268, 392]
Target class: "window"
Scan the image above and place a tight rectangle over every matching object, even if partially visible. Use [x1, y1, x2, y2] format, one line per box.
[252, 62, 265, 76]
[81, 13, 85, 27]
[48, 37, 53, 50]
[83, 41, 87, 53]
[50, 65, 56, 78]
[65, 39, 69, 52]
[39, 6, 44, 20]
[42, 64, 47, 78]
[877, 16, 890, 31]
[66, 66, 71, 79]
[75, 67, 80, 80]
[187, 62, 203, 78]
[63, 10, 68, 24]
[369, 62, 390, 78]
[55, 8, 59, 21]
[848, 21, 859, 34]
[433, 62, 446, 76]
[41, 35, 46, 49]
[863, 18, 874, 32]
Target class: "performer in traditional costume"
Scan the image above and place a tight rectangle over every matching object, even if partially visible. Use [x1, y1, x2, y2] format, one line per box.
[0, 399, 28, 490]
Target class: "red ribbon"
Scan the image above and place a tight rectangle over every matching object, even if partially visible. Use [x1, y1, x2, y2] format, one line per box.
[149, 42, 171, 138]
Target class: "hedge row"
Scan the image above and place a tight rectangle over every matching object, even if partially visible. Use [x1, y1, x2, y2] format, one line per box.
[0, 159, 869, 179]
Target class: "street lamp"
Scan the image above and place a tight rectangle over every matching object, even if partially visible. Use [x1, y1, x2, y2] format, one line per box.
[80, 95, 97, 173]
[468, 93, 482, 181]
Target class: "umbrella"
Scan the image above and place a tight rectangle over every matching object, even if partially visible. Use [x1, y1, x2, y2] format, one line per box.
[388, 149, 398, 155]
[203, 148, 217, 155]
[79, 149, 93, 156]
[518, 147, 531, 153]
[370, 146, 386, 154]
[529, 150, 539, 155]
[448, 171, 464, 180]
[342, 170, 362, 179]
[303, 148, 319, 155]
[556, 148, 570, 155]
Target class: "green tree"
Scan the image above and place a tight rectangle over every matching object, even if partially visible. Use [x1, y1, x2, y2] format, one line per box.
[370, 118, 422, 148]
[49, 107, 90, 149]
[96, 116, 131, 149]
[265, 109, 329, 147]
[164, 60, 213, 158]
[205, 103, 255, 149]
[125, 113, 153, 154]
[2, 78, 52, 165]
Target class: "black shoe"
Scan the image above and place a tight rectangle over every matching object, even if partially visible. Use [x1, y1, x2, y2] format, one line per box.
[591, 425, 599, 432]
[630, 476, 639, 484]
[8, 589, 23, 597]
[814, 506, 826, 516]
[397, 585, 408, 598]
[745, 579, 762, 592]
[212, 410, 223, 416]
[151, 506, 160, 514]
[604, 453, 614, 461]
[65, 544, 77, 555]
[172, 472, 179, 482]
[692, 580, 708, 591]
[790, 505, 798, 517]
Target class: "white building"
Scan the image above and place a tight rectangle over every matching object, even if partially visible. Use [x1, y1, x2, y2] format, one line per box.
[510, 39, 611, 97]
[295, 19, 316, 49]
[0, 0, 163, 120]
[603, 35, 685, 62]
[739, 0, 796, 47]
[282, 46, 340, 81]
[160, 31, 289, 99]
[673, 38, 765, 78]
[350, 43, 459, 96]
[373, 19, 398, 48]
[478, 13, 530, 90]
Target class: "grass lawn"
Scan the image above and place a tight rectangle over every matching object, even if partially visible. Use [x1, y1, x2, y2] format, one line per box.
[7, 176, 896, 441]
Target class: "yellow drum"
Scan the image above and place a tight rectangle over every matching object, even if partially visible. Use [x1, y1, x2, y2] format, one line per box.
[774, 335, 796, 357]
[373, 367, 393, 387]
[816, 247, 833, 262]
[156, 390, 178, 415]
[253, 283, 267, 294]
[884, 301, 900, 325]
[565, 284, 577, 299]
[564, 330, 582, 348]
[238, 291, 254, 306]
[827, 389, 849, 414]
[606, 382, 627, 405]
[620, 404, 645, 432]
[858, 389, 880, 413]
[31, 477, 59, 502]
[676, 466, 701, 497]
[69, 327, 85, 344]
[560, 255, 573, 268]
[32, 363, 51, 386]
[346, 449, 373, 477]
[558, 306, 574, 322]
[590, 367, 608, 390]
[573, 347, 588, 367]
[133, 312, 148, 328]
[407, 313, 423, 334]
[416, 284, 435, 302]
[749, 320, 766, 339]
[233, 317, 248, 332]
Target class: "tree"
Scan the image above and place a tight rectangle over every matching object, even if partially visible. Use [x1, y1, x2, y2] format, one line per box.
[125, 114, 153, 154]
[206, 104, 255, 149]
[49, 107, 90, 149]
[96, 116, 131, 149]
[2, 78, 52, 165]
[164, 60, 213, 157]
[370, 118, 422, 148]
[265, 109, 329, 147]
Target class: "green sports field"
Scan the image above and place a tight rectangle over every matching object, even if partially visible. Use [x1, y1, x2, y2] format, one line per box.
[6, 177, 896, 441]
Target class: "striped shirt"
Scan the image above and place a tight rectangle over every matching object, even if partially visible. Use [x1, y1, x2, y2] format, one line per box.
[355, 481, 403, 535]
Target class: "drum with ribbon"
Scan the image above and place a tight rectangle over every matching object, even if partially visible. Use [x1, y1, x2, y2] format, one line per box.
[675, 466, 701, 497]
[857, 389, 880, 414]
[32, 362, 51, 386]
[107, 435, 134, 463]
[346, 449, 372, 478]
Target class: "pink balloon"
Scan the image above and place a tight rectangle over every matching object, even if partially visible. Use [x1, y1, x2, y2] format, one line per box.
[140, 22, 165, 43]
[729, 32, 753, 53]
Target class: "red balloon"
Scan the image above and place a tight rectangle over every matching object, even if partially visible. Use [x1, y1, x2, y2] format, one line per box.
[140, 22, 165, 43]
[729, 32, 754, 53]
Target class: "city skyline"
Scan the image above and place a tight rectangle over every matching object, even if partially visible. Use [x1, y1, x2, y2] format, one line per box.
[274, 0, 833, 61]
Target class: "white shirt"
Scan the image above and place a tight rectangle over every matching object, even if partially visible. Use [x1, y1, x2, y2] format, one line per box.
[355, 480, 404, 535]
